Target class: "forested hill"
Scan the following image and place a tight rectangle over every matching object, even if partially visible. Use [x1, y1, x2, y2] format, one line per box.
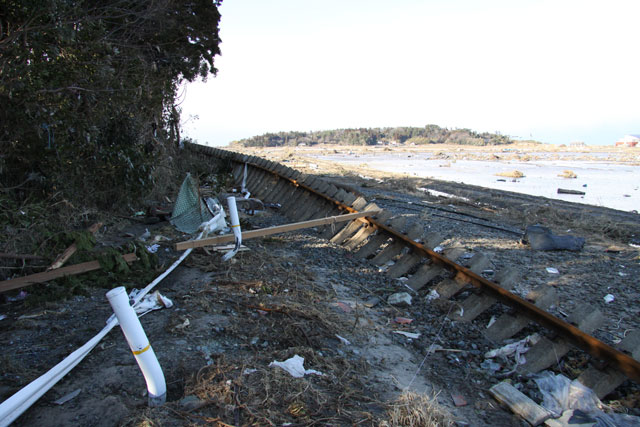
[232, 126, 513, 147]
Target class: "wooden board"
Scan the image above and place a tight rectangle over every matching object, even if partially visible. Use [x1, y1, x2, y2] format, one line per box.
[48, 222, 102, 270]
[175, 210, 381, 250]
[489, 381, 551, 426]
[0, 253, 138, 293]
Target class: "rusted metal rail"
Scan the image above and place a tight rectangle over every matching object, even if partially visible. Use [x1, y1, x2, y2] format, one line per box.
[188, 143, 640, 384]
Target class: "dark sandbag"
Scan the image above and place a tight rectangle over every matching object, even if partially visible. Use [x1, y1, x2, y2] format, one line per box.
[523, 225, 585, 251]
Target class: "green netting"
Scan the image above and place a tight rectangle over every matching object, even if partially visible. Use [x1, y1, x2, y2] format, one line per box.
[170, 173, 212, 234]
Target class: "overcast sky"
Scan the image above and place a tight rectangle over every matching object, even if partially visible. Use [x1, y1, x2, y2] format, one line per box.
[180, 0, 640, 146]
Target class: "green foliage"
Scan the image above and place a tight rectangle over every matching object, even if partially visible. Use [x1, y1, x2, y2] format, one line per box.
[233, 125, 513, 148]
[0, 0, 222, 208]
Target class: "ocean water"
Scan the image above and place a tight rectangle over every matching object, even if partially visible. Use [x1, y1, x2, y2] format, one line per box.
[316, 153, 640, 212]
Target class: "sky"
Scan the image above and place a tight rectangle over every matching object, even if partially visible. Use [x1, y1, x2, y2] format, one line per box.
[180, 0, 640, 146]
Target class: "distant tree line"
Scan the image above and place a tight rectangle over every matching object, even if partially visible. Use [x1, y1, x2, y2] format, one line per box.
[0, 0, 222, 207]
[232, 126, 513, 148]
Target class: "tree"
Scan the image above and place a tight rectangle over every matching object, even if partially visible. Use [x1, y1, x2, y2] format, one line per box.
[0, 0, 222, 207]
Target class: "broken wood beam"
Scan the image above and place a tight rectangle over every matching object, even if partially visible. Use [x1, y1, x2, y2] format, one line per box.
[0, 253, 138, 293]
[48, 222, 103, 271]
[175, 210, 381, 251]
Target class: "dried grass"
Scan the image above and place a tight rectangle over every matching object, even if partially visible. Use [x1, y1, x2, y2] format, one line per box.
[382, 391, 454, 426]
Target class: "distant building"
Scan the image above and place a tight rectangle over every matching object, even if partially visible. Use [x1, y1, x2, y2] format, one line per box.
[615, 134, 640, 147]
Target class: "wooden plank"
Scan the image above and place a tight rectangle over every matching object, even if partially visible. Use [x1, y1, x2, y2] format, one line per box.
[489, 381, 551, 426]
[485, 286, 557, 343]
[48, 222, 102, 270]
[330, 202, 378, 245]
[371, 223, 423, 266]
[432, 253, 490, 299]
[175, 210, 381, 250]
[449, 268, 518, 322]
[355, 216, 407, 258]
[577, 330, 640, 398]
[407, 247, 465, 291]
[519, 306, 604, 374]
[0, 253, 138, 293]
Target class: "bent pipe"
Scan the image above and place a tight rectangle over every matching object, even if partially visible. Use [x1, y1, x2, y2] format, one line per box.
[107, 287, 166, 407]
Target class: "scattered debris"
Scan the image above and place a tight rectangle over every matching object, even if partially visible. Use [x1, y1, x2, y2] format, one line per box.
[145, 244, 160, 254]
[603, 294, 614, 303]
[523, 225, 585, 251]
[490, 381, 552, 426]
[52, 389, 82, 405]
[335, 334, 351, 345]
[450, 393, 467, 407]
[394, 317, 413, 325]
[425, 289, 440, 302]
[546, 267, 560, 274]
[269, 355, 324, 378]
[387, 292, 412, 306]
[392, 330, 420, 339]
[557, 188, 585, 195]
[484, 334, 540, 373]
[533, 372, 602, 418]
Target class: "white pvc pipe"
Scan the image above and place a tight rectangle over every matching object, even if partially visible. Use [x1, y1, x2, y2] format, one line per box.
[0, 236, 200, 425]
[222, 196, 242, 261]
[106, 287, 166, 407]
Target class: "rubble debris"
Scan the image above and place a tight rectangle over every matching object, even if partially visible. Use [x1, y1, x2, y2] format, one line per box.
[524, 225, 585, 251]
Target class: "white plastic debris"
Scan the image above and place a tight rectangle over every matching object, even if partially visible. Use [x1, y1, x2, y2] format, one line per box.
[222, 196, 242, 262]
[138, 229, 151, 242]
[269, 355, 323, 378]
[546, 267, 559, 274]
[145, 244, 160, 254]
[486, 315, 497, 329]
[393, 331, 420, 339]
[335, 334, 351, 345]
[433, 246, 444, 253]
[534, 371, 603, 418]
[388, 292, 412, 306]
[52, 388, 81, 405]
[0, 315, 6, 321]
[484, 334, 540, 372]
[603, 294, 614, 303]
[425, 289, 440, 302]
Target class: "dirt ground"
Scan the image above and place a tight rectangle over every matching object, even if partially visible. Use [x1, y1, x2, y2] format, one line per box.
[1, 144, 639, 426]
